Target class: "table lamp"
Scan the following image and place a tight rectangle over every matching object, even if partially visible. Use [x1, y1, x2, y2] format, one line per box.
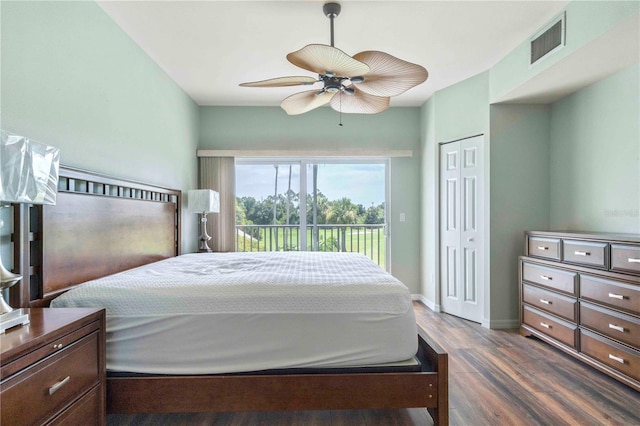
[187, 189, 220, 253]
[0, 129, 60, 333]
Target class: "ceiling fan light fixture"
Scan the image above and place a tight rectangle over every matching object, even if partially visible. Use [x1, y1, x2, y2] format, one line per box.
[239, 2, 428, 116]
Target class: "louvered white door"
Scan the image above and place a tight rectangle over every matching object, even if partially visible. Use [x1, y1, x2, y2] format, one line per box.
[439, 136, 484, 323]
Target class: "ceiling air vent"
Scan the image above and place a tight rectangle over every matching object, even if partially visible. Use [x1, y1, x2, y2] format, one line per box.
[530, 12, 566, 65]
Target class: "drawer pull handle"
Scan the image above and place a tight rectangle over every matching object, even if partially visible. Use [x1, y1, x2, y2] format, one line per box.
[540, 275, 552, 281]
[608, 324, 625, 333]
[574, 251, 590, 256]
[629, 258, 640, 263]
[537, 246, 548, 251]
[49, 376, 70, 395]
[52, 343, 63, 350]
[608, 293, 625, 300]
[608, 354, 625, 364]
[539, 322, 551, 329]
[539, 299, 551, 305]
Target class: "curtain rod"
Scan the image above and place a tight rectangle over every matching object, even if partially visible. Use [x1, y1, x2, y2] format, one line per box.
[197, 149, 412, 158]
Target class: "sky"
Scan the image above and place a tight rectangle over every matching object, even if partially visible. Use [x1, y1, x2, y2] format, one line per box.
[236, 163, 385, 207]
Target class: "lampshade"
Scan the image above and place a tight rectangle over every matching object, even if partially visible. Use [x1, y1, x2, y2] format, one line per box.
[188, 189, 220, 213]
[0, 130, 60, 205]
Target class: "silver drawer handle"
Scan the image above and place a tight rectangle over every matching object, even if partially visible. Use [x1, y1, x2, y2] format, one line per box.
[540, 275, 552, 281]
[537, 246, 548, 251]
[608, 354, 625, 364]
[574, 251, 590, 256]
[608, 293, 625, 300]
[609, 324, 625, 333]
[49, 376, 70, 395]
[539, 322, 551, 329]
[52, 343, 63, 350]
[539, 299, 551, 305]
[629, 258, 640, 263]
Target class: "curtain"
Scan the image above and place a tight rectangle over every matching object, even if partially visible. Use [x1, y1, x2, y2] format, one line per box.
[199, 157, 235, 252]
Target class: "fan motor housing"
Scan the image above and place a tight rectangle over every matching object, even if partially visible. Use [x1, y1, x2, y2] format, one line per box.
[323, 76, 343, 93]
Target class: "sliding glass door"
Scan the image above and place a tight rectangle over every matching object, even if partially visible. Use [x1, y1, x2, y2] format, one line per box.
[235, 159, 389, 269]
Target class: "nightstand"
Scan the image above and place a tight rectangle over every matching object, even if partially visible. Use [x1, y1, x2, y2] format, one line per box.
[0, 308, 106, 425]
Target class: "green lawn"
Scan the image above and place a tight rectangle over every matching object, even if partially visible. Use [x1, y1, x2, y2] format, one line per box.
[236, 226, 386, 269]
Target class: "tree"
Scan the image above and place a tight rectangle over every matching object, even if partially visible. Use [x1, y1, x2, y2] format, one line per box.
[326, 197, 358, 251]
[364, 202, 385, 224]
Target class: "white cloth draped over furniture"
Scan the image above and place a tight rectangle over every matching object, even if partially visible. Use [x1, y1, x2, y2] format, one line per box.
[199, 156, 235, 252]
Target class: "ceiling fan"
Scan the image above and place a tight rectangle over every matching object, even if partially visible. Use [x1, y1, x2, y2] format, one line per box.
[239, 2, 428, 116]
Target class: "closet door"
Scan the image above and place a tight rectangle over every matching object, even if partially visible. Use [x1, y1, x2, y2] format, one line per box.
[439, 135, 484, 323]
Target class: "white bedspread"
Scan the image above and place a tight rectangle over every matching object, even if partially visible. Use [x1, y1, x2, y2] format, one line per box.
[52, 252, 418, 374]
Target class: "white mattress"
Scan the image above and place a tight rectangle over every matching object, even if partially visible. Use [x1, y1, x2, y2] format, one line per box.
[51, 252, 418, 374]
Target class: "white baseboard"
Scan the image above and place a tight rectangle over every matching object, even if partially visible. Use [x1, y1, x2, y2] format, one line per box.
[411, 294, 440, 312]
[482, 318, 520, 329]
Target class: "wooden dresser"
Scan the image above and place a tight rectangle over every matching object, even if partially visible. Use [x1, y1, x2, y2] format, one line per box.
[0, 308, 106, 425]
[520, 231, 640, 391]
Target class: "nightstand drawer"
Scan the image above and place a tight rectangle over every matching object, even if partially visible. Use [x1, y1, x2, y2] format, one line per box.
[523, 305, 577, 348]
[522, 262, 577, 296]
[528, 237, 561, 261]
[563, 240, 608, 269]
[49, 385, 101, 425]
[580, 274, 640, 315]
[580, 302, 640, 349]
[523, 284, 577, 322]
[580, 329, 640, 382]
[1, 332, 99, 426]
[611, 244, 640, 275]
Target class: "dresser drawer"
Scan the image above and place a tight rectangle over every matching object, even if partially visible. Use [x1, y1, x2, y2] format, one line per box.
[580, 302, 640, 349]
[522, 262, 577, 296]
[580, 274, 640, 315]
[523, 305, 577, 348]
[0, 332, 99, 426]
[523, 284, 577, 322]
[528, 237, 561, 261]
[563, 240, 608, 269]
[580, 329, 640, 382]
[611, 244, 640, 275]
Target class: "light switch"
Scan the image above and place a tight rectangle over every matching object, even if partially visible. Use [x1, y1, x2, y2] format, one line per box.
[399, 213, 406, 222]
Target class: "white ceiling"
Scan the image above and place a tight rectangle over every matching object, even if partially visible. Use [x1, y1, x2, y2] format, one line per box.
[97, 0, 572, 107]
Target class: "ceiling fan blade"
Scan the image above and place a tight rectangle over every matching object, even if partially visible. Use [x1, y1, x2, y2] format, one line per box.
[351, 51, 428, 97]
[330, 89, 390, 114]
[239, 76, 318, 88]
[281, 90, 336, 115]
[287, 44, 370, 77]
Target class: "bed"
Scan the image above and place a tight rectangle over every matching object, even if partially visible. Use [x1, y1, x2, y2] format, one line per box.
[12, 166, 448, 424]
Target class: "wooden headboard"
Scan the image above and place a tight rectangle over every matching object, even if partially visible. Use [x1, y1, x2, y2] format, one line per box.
[10, 166, 181, 307]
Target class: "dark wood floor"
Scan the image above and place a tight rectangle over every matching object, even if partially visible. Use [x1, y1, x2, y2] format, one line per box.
[107, 302, 640, 425]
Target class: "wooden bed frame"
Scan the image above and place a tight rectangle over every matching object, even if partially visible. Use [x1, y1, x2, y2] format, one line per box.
[10, 166, 449, 425]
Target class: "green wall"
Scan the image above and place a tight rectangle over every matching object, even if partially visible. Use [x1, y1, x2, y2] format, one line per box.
[420, 1, 639, 327]
[199, 106, 423, 293]
[550, 63, 640, 233]
[489, 104, 551, 326]
[419, 72, 489, 312]
[1, 1, 200, 252]
[491, 1, 639, 102]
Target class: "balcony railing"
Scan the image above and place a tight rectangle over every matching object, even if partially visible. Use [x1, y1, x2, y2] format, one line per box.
[236, 224, 386, 268]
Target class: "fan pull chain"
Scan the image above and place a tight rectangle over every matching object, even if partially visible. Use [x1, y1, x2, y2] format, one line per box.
[339, 93, 343, 126]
